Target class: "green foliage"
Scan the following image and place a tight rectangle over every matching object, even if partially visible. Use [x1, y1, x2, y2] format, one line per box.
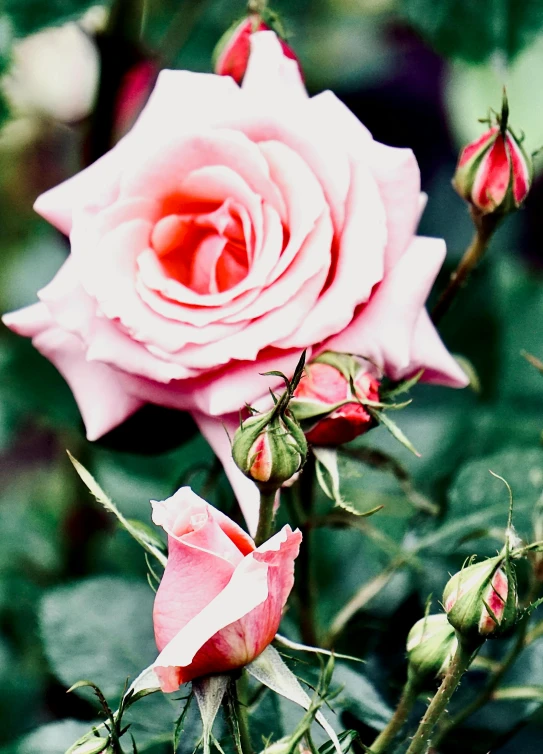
[401, 0, 543, 63]
[332, 664, 393, 732]
[40, 576, 157, 701]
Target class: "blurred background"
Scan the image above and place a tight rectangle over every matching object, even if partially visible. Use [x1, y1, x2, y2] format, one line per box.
[1, 0, 543, 752]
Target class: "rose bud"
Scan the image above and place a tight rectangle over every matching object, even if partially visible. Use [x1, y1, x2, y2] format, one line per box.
[406, 613, 458, 687]
[232, 407, 307, 493]
[443, 556, 518, 643]
[290, 352, 380, 446]
[213, 11, 301, 85]
[151, 487, 301, 692]
[453, 97, 532, 216]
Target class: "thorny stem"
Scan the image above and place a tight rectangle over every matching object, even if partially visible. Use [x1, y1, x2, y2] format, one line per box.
[254, 490, 277, 547]
[369, 677, 420, 753]
[405, 640, 477, 754]
[431, 210, 501, 326]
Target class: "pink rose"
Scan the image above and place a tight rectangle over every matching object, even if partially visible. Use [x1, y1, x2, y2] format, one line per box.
[3, 31, 467, 533]
[151, 487, 301, 691]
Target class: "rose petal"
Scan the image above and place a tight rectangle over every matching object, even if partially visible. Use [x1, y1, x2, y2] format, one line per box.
[325, 236, 446, 378]
[409, 309, 469, 388]
[3, 303, 143, 439]
[242, 31, 307, 105]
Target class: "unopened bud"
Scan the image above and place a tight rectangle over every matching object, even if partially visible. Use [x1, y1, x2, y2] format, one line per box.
[453, 95, 532, 216]
[443, 556, 518, 642]
[213, 12, 301, 85]
[290, 352, 380, 446]
[232, 409, 307, 493]
[406, 613, 458, 687]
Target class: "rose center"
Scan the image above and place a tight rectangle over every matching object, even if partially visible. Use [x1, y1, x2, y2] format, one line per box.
[150, 198, 250, 295]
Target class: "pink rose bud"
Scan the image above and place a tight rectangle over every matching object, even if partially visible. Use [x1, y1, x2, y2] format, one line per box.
[453, 96, 533, 215]
[232, 407, 307, 493]
[151, 487, 301, 692]
[290, 352, 380, 446]
[114, 59, 159, 141]
[443, 556, 518, 642]
[213, 12, 301, 85]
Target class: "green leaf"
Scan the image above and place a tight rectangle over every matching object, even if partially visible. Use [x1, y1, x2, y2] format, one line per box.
[0, 721, 92, 754]
[367, 408, 421, 458]
[331, 664, 392, 732]
[446, 447, 543, 545]
[68, 452, 167, 568]
[314, 447, 382, 518]
[401, 0, 543, 63]
[40, 576, 157, 701]
[4, 0, 110, 38]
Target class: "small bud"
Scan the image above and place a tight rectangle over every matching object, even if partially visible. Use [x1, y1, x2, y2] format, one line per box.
[232, 409, 307, 493]
[213, 11, 301, 85]
[453, 95, 533, 216]
[290, 352, 380, 446]
[406, 613, 458, 687]
[443, 556, 519, 642]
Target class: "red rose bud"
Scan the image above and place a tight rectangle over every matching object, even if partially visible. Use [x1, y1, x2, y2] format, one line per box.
[453, 98, 532, 215]
[213, 12, 301, 85]
[443, 556, 518, 642]
[290, 352, 380, 446]
[232, 408, 307, 493]
[406, 613, 458, 687]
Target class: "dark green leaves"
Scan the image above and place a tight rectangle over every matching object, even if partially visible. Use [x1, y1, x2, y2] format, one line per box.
[40, 577, 156, 701]
[401, 0, 543, 63]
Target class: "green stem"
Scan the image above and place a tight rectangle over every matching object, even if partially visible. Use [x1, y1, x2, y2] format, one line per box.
[254, 490, 277, 547]
[405, 640, 477, 754]
[431, 211, 500, 326]
[370, 677, 420, 753]
[235, 678, 253, 754]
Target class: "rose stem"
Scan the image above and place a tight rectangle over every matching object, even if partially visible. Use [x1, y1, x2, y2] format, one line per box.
[297, 453, 319, 646]
[254, 490, 277, 546]
[235, 676, 254, 754]
[405, 640, 476, 754]
[431, 210, 500, 326]
[369, 677, 420, 754]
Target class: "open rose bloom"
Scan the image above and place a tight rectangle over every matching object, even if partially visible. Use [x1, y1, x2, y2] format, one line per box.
[3, 31, 467, 533]
[151, 487, 301, 691]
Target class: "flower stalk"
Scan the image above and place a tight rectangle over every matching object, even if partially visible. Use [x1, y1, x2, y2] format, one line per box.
[431, 210, 500, 325]
[405, 639, 477, 754]
[370, 677, 420, 754]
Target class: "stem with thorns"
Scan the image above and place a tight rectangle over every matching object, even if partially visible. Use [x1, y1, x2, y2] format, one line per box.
[405, 640, 477, 754]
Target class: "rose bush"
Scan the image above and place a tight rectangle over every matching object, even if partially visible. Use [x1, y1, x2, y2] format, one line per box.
[3, 31, 467, 532]
[151, 487, 301, 691]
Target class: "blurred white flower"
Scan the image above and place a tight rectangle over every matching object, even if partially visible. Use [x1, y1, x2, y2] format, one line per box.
[2, 17, 103, 123]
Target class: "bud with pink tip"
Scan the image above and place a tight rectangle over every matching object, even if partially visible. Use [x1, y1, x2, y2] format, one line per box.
[443, 555, 518, 643]
[290, 352, 380, 446]
[213, 10, 301, 85]
[453, 94, 533, 216]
